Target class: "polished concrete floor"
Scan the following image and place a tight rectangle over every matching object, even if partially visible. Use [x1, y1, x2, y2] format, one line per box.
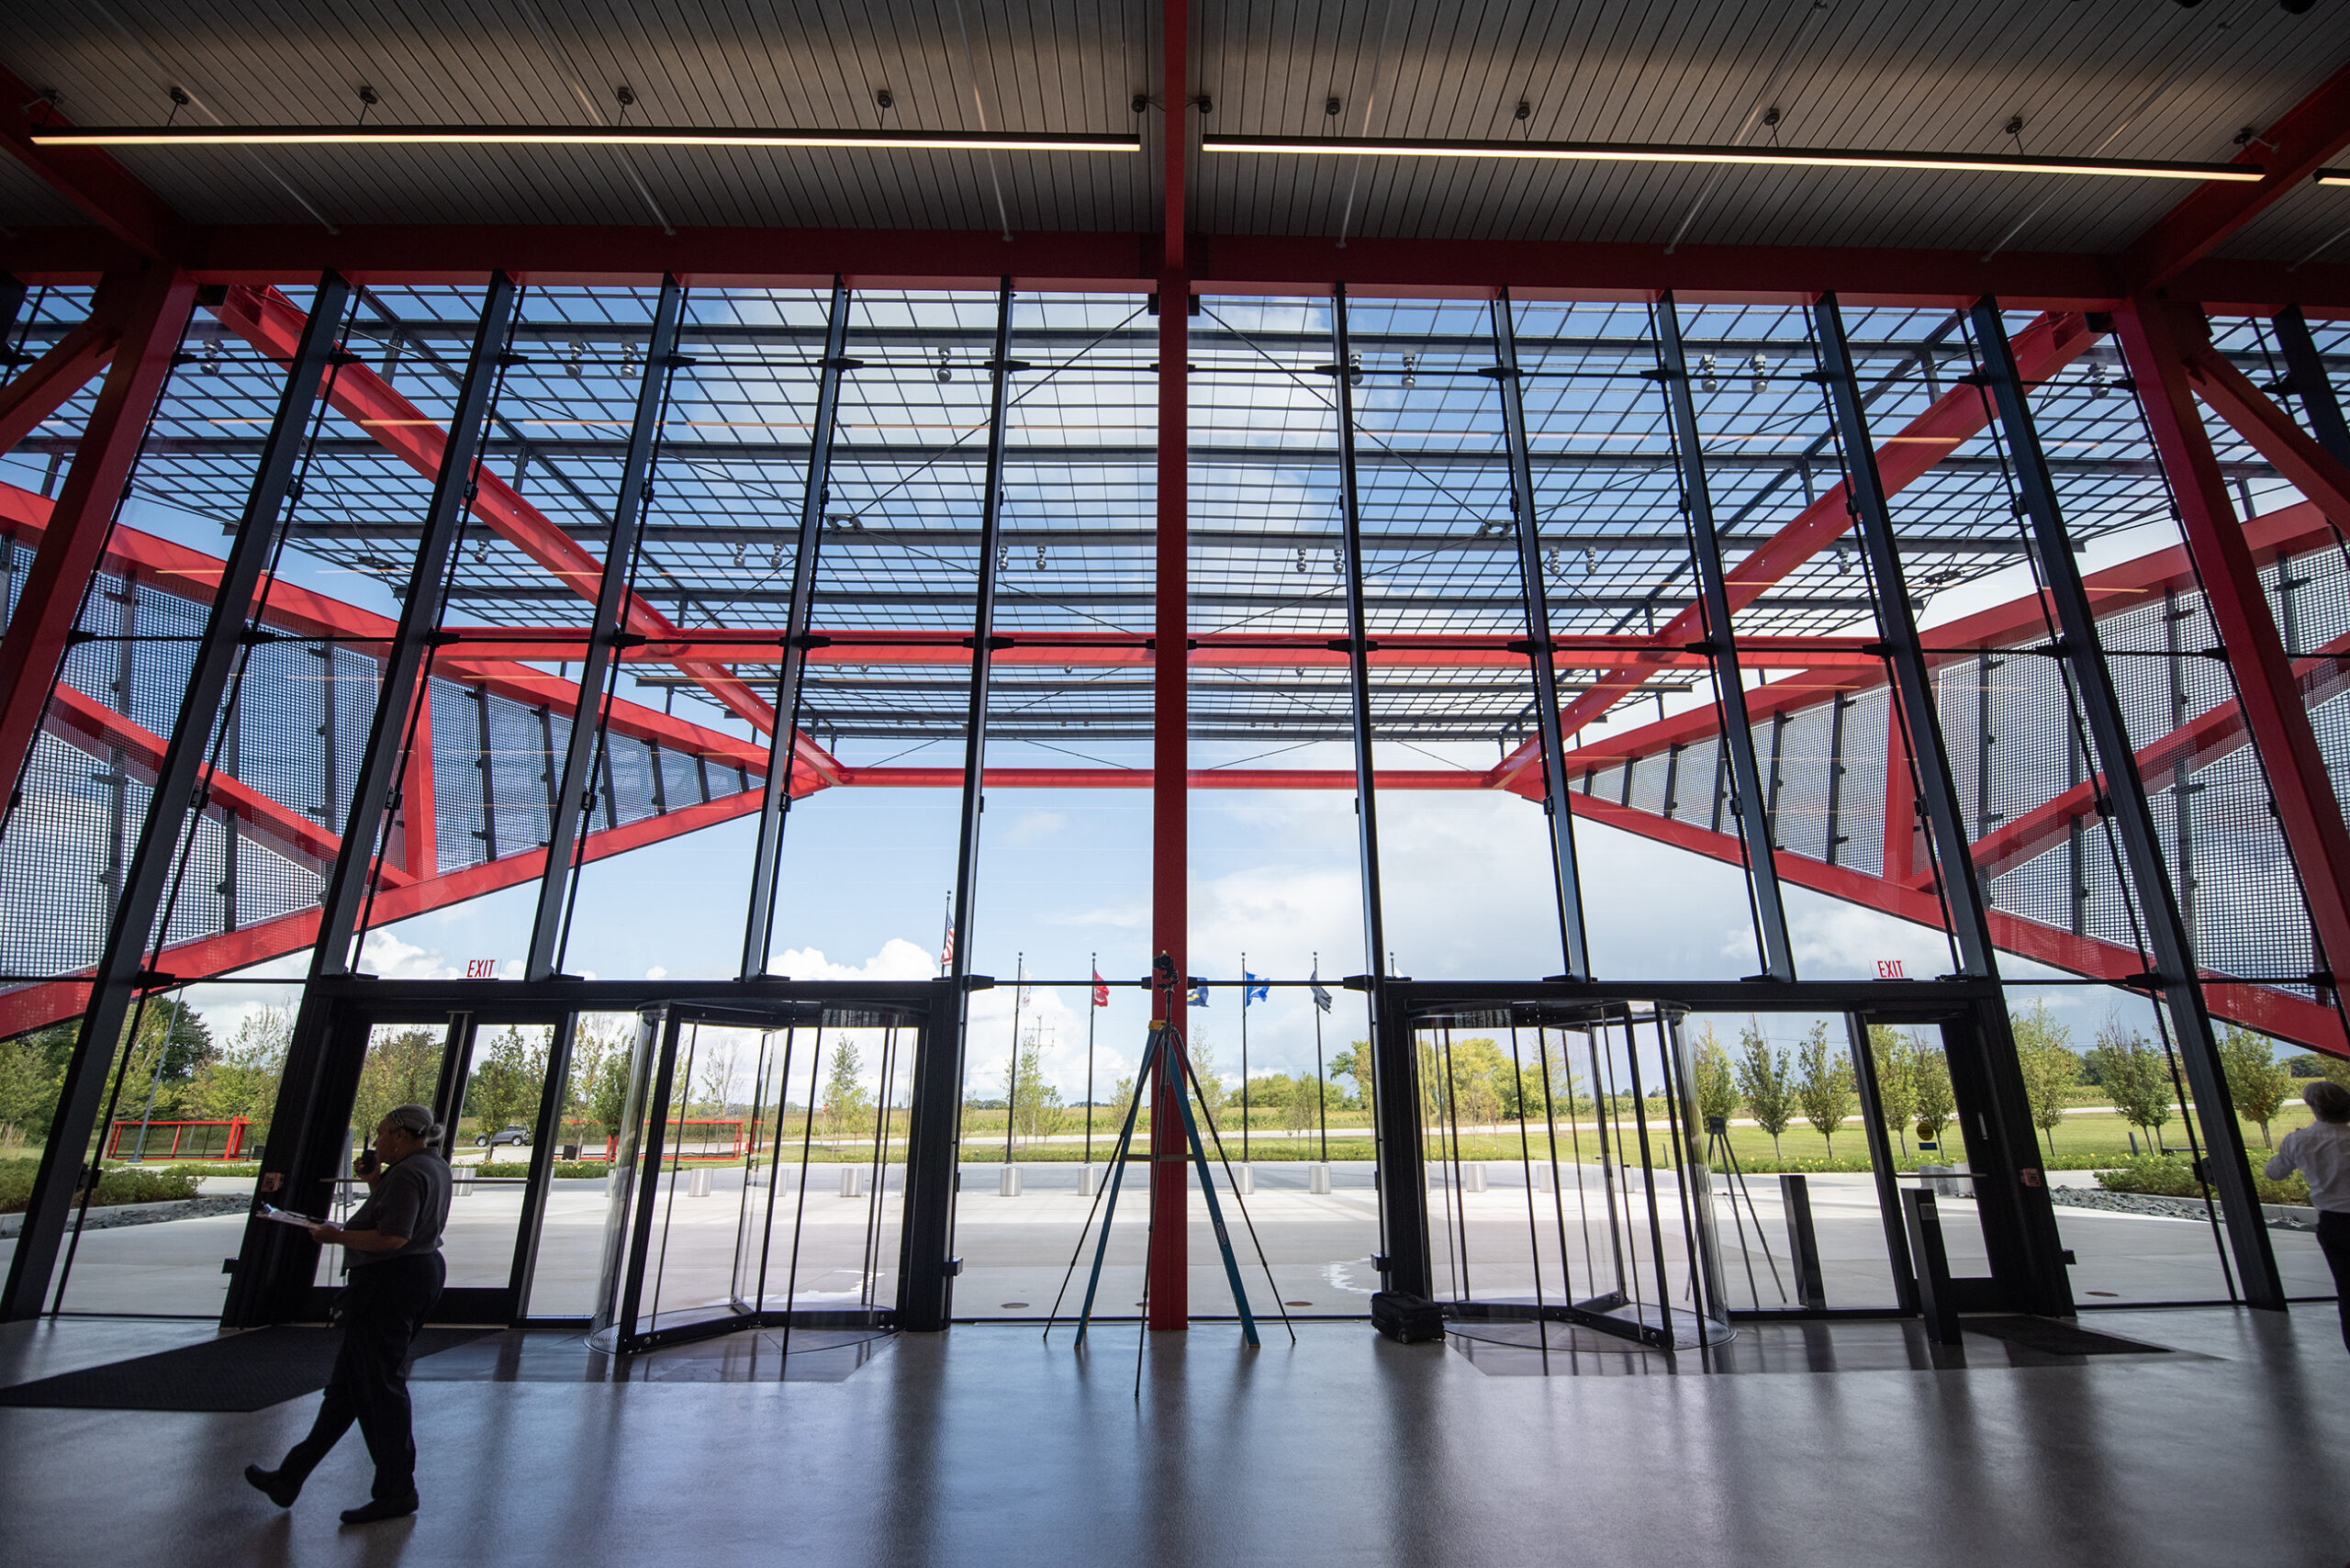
[0, 1306, 2344, 1567]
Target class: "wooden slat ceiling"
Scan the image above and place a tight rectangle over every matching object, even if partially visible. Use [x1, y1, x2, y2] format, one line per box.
[2, 0, 2347, 257]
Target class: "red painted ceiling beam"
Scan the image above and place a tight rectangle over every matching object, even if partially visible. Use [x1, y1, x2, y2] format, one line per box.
[0, 63, 185, 260]
[1486, 310, 2101, 791]
[209, 286, 844, 789]
[844, 767, 1485, 790]
[434, 627, 1882, 671]
[2126, 57, 2350, 292]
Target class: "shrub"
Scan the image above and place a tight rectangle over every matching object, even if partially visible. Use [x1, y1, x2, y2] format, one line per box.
[2094, 1154, 2308, 1206]
[476, 1160, 610, 1179]
[0, 1158, 208, 1213]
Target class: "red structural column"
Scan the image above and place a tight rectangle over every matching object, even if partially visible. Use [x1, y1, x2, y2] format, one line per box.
[1147, 0, 1191, 1332]
[397, 679, 437, 879]
[0, 265, 193, 812]
[2116, 297, 2350, 997]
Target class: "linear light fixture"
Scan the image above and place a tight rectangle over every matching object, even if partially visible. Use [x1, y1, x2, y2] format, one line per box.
[2315, 167, 2350, 185]
[30, 124, 1140, 152]
[1204, 133, 2262, 182]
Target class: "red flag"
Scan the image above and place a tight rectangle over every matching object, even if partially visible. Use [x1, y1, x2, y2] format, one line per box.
[939, 926, 955, 968]
[1091, 969, 1109, 1007]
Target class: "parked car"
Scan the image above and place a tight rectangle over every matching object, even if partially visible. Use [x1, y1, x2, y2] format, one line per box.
[475, 1124, 532, 1149]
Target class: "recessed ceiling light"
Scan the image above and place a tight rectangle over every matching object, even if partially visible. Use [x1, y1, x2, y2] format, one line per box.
[1203, 133, 2261, 182]
[33, 124, 1140, 153]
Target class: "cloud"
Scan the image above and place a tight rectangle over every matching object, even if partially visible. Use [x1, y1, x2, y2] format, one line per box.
[1001, 811, 1068, 846]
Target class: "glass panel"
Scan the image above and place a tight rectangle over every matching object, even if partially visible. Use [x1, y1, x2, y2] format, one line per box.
[521, 1009, 637, 1317]
[316, 1018, 456, 1289]
[1681, 1010, 1902, 1311]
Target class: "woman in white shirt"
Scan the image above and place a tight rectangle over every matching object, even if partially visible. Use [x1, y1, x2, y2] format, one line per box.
[2266, 1079, 2350, 1352]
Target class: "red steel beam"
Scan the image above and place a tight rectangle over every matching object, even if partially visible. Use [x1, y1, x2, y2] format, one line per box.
[2126, 58, 2350, 292]
[1963, 630, 2350, 887]
[0, 292, 124, 452]
[434, 628, 1882, 671]
[1150, 0, 1192, 1331]
[1566, 790, 2348, 1057]
[0, 788, 764, 1039]
[844, 767, 1484, 790]
[39, 682, 385, 881]
[2180, 330, 2350, 523]
[1486, 311, 2101, 790]
[0, 265, 193, 812]
[0, 63, 186, 260]
[0, 487, 775, 777]
[2119, 296, 2350, 999]
[209, 286, 844, 789]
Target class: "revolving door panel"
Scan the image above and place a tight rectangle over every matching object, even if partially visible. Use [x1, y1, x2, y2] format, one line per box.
[591, 1001, 918, 1353]
[1411, 1002, 1729, 1355]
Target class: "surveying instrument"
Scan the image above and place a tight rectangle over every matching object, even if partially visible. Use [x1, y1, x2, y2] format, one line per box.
[1044, 952, 1292, 1385]
[1702, 1114, 1785, 1307]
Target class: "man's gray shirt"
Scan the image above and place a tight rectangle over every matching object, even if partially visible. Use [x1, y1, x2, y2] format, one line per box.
[343, 1149, 452, 1267]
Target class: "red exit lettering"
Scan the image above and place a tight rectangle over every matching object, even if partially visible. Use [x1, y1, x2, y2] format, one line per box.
[1875, 958, 1907, 980]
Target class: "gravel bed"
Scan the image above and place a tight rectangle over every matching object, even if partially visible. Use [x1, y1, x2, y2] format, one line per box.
[2049, 1186, 2317, 1230]
[0, 1193, 251, 1239]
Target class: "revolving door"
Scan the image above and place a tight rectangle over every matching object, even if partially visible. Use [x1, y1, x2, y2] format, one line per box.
[1404, 1000, 1733, 1357]
[591, 999, 926, 1353]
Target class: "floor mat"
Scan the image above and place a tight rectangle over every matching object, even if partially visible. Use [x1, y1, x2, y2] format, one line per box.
[1962, 1316, 2173, 1357]
[0, 1327, 493, 1412]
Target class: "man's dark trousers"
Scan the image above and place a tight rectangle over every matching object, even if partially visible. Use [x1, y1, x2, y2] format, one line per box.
[278, 1251, 445, 1501]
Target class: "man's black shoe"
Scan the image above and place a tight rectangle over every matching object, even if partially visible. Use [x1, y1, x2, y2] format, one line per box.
[243, 1465, 299, 1508]
[340, 1495, 419, 1526]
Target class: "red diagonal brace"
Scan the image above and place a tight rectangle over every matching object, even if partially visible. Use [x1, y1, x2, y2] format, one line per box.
[2179, 330, 2350, 524]
[2120, 297, 2350, 995]
[0, 266, 194, 812]
[0, 63, 187, 260]
[1486, 310, 2099, 790]
[0, 290, 128, 452]
[209, 286, 844, 788]
[2127, 58, 2350, 291]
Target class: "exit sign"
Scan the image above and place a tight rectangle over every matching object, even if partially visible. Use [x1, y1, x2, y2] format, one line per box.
[1875, 958, 1907, 980]
[465, 958, 498, 979]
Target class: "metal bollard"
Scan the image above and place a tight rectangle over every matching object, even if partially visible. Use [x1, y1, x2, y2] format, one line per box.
[1078, 1163, 1099, 1197]
[1307, 1163, 1330, 1195]
[1533, 1164, 1555, 1193]
[999, 1165, 1023, 1197]
[687, 1166, 712, 1198]
[1461, 1163, 1487, 1194]
[1234, 1164, 1255, 1195]
[840, 1165, 864, 1198]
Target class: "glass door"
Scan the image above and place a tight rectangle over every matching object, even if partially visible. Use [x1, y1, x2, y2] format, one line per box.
[591, 1001, 915, 1353]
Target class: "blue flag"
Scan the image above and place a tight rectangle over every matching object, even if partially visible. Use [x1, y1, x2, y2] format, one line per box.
[1188, 979, 1208, 1007]
[1309, 966, 1332, 1013]
[1244, 971, 1270, 1006]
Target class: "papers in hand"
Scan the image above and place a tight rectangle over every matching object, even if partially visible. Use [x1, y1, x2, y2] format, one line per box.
[259, 1204, 325, 1229]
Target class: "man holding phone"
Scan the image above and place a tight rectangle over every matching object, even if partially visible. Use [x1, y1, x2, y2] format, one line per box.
[244, 1103, 453, 1525]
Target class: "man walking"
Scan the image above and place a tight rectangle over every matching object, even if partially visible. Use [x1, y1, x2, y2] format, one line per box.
[245, 1102, 453, 1524]
[2267, 1079, 2350, 1353]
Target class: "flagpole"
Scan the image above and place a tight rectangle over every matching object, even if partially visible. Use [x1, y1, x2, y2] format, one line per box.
[1313, 951, 1327, 1162]
[939, 891, 952, 979]
[1239, 951, 1249, 1164]
[1003, 953, 1024, 1164]
[1084, 952, 1097, 1165]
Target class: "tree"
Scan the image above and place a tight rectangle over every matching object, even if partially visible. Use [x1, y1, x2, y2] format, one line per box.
[118, 999, 217, 1127]
[1184, 1028, 1225, 1112]
[1733, 1020, 1796, 1160]
[2010, 1000, 2079, 1158]
[2086, 1020, 2174, 1153]
[466, 1025, 547, 1139]
[2217, 1025, 2294, 1149]
[826, 1036, 873, 1143]
[1448, 1038, 1507, 1129]
[1793, 1023, 1855, 1157]
[582, 1026, 636, 1142]
[1913, 1042, 1955, 1149]
[1331, 1043, 1375, 1120]
[0, 1025, 73, 1150]
[1003, 1034, 1061, 1146]
[1285, 1075, 1321, 1135]
[186, 1005, 293, 1129]
[1869, 1025, 1919, 1159]
[352, 1028, 442, 1147]
[1693, 1024, 1740, 1131]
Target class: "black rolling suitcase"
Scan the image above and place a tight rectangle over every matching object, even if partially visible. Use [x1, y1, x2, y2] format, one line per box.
[1371, 1291, 1446, 1343]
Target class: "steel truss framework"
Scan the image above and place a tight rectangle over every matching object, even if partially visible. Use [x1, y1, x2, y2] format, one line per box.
[6, 41, 2350, 1325]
